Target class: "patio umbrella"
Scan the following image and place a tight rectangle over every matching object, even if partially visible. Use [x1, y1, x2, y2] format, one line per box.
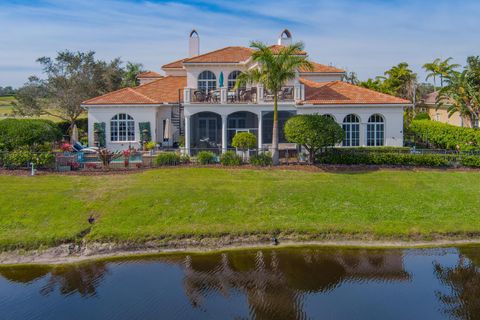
[164, 118, 173, 141]
[70, 124, 79, 143]
[219, 71, 224, 87]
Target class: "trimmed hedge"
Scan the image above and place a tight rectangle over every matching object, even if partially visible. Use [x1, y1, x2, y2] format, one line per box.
[1, 149, 55, 169]
[0, 119, 61, 151]
[317, 149, 455, 167]
[461, 155, 480, 168]
[250, 152, 273, 166]
[220, 151, 242, 166]
[409, 120, 480, 151]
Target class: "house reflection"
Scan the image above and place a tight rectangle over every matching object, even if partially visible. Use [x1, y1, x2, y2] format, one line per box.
[181, 248, 411, 319]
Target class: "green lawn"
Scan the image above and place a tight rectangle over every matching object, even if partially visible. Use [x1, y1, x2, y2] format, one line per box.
[1, 168, 479, 250]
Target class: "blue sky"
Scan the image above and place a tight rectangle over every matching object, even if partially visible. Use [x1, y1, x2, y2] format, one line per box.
[1, 0, 479, 87]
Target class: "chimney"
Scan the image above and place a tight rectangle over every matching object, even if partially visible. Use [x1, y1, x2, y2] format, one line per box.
[189, 29, 200, 57]
[277, 29, 292, 46]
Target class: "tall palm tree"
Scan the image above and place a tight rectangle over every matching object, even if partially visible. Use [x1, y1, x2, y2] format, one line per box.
[235, 41, 312, 165]
[423, 58, 441, 91]
[438, 57, 460, 87]
[438, 69, 480, 128]
[122, 62, 144, 87]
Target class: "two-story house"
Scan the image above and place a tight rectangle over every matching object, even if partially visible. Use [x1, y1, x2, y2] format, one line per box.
[82, 30, 411, 154]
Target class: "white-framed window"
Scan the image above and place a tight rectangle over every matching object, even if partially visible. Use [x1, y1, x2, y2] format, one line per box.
[367, 114, 385, 146]
[198, 71, 216, 93]
[227, 70, 242, 90]
[342, 114, 360, 146]
[110, 113, 135, 142]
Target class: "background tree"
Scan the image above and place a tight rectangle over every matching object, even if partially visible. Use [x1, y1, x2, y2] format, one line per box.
[423, 58, 441, 90]
[284, 115, 344, 164]
[13, 50, 125, 133]
[438, 56, 480, 127]
[122, 62, 145, 87]
[342, 71, 359, 85]
[236, 42, 312, 165]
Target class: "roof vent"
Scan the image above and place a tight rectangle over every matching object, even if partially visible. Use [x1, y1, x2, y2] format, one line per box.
[278, 29, 292, 46]
[189, 29, 200, 57]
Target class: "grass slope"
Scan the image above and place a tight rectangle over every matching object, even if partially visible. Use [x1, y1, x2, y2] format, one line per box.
[1, 168, 479, 250]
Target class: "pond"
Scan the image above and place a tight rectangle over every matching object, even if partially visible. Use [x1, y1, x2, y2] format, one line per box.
[0, 246, 479, 319]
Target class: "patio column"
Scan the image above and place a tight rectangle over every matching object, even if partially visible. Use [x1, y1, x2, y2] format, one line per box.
[360, 122, 366, 147]
[184, 115, 191, 155]
[257, 112, 263, 151]
[221, 114, 227, 153]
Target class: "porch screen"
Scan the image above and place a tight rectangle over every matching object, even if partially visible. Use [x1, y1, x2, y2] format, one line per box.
[261, 111, 296, 144]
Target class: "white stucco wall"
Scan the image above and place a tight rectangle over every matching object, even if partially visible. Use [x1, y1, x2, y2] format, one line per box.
[85, 105, 172, 151]
[297, 105, 405, 147]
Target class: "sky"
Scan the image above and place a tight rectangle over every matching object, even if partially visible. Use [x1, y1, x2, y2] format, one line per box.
[1, 0, 479, 88]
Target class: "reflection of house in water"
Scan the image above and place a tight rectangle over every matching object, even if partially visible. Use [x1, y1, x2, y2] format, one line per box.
[181, 249, 411, 319]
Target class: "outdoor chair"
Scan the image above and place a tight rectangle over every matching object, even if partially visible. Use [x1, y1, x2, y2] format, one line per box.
[194, 90, 206, 102]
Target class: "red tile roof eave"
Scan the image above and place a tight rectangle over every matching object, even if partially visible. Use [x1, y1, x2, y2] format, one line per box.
[298, 102, 411, 106]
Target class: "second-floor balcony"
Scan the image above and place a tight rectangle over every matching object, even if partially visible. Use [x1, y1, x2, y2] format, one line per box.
[183, 84, 303, 105]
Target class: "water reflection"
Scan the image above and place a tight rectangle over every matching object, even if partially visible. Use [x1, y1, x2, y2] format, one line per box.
[434, 248, 480, 319]
[1, 247, 479, 319]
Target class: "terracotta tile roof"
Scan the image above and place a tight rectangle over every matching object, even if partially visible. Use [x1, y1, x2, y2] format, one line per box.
[269, 44, 307, 55]
[183, 46, 253, 64]
[299, 61, 344, 73]
[137, 71, 163, 78]
[162, 58, 188, 69]
[300, 78, 411, 105]
[82, 76, 186, 105]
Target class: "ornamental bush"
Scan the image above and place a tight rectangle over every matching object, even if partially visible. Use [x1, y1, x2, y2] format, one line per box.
[284, 114, 344, 163]
[0, 119, 61, 151]
[249, 152, 273, 166]
[220, 151, 242, 166]
[196, 151, 216, 165]
[408, 120, 480, 151]
[154, 152, 181, 166]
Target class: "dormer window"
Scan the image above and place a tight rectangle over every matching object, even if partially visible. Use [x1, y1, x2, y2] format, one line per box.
[227, 70, 243, 90]
[198, 71, 216, 93]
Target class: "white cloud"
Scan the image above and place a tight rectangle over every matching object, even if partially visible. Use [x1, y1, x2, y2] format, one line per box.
[1, 0, 479, 87]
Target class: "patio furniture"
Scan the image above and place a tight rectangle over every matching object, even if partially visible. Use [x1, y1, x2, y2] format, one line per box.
[194, 90, 206, 102]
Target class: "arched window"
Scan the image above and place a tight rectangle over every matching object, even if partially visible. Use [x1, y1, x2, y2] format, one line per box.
[367, 114, 385, 146]
[322, 114, 336, 121]
[227, 70, 242, 90]
[198, 71, 216, 93]
[342, 114, 360, 146]
[110, 113, 135, 142]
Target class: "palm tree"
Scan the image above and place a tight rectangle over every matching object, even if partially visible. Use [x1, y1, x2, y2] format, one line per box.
[235, 41, 312, 165]
[438, 69, 480, 128]
[438, 57, 460, 87]
[423, 58, 441, 90]
[122, 62, 144, 87]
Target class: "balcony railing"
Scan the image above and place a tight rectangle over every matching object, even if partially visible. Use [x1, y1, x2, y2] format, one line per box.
[184, 84, 302, 104]
[185, 88, 257, 104]
[263, 86, 294, 102]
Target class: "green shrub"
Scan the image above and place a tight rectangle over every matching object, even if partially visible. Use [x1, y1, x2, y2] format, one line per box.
[154, 152, 181, 166]
[0, 119, 61, 151]
[408, 120, 480, 152]
[317, 149, 455, 167]
[196, 151, 216, 165]
[232, 132, 257, 150]
[413, 112, 430, 120]
[461, 155, 480, 167]
[220, 151, 242, 166]
[250, 152, 273, 166]
[2, 148, 55, 169]
[180, 154, 190, 164]
[144, 141, 156, 151]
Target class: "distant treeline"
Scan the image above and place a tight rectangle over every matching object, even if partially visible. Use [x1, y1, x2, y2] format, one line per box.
[0, 86, 16, 96]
